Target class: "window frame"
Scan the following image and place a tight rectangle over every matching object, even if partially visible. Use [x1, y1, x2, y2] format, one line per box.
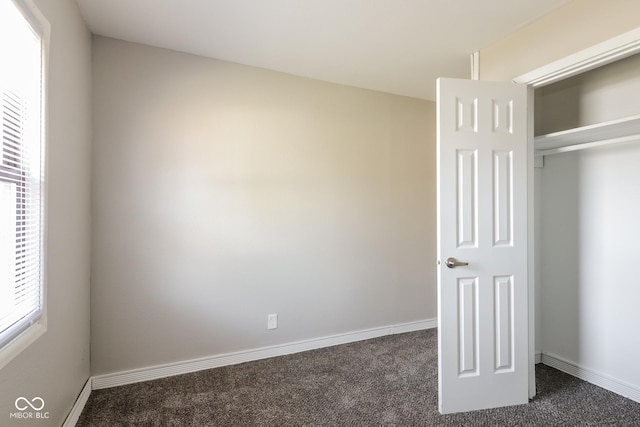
[0, 0, 50, 370]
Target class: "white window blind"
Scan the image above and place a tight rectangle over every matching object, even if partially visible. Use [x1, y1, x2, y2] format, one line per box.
[0, 0, 45, 350]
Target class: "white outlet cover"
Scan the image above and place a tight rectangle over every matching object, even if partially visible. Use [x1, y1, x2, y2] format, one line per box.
[267, 314, 278, 330]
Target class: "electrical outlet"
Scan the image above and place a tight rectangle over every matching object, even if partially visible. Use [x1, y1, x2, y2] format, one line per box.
[267, 313, 278, 330]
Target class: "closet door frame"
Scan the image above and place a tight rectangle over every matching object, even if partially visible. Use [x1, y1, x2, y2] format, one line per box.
[514, 28, 640, 88]
[512, 26, 640, 399]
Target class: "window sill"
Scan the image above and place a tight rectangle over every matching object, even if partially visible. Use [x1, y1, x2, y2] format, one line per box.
[0, 322, 46, 370]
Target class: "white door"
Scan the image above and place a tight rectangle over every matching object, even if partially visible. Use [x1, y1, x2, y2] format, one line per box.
[437, 78, 531, 414]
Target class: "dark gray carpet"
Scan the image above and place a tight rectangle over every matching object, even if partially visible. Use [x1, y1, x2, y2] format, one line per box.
[77, 329, 640, 426]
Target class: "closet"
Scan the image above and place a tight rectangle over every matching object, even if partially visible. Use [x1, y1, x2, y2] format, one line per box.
[533, 52, 640, 401]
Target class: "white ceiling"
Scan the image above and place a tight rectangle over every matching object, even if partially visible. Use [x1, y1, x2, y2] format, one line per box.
[75, 0, 570, 101]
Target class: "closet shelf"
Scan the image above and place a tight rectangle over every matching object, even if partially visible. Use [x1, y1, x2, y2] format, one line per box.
[534, 114, 640, 155]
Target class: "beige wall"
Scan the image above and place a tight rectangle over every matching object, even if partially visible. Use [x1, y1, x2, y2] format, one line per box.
[0, 0, 92, 425]
[91, 37, 436, 375]
[480, 0, 640, 82]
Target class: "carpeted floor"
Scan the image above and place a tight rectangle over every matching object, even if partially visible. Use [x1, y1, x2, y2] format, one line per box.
[77, 329, 640, 426]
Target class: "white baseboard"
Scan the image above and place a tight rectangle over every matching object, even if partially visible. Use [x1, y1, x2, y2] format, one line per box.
[540, 352, 640, 404]
[92, 318, 436, 390]
[62, 378, 92, 427]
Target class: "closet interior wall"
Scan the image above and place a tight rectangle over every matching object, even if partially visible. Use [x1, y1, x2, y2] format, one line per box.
[535, 53, 640, 391]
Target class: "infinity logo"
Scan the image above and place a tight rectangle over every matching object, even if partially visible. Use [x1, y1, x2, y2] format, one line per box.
[15, 397, 45, 411]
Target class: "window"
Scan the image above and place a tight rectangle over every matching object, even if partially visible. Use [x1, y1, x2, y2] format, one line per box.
[0, 0, 46, 366]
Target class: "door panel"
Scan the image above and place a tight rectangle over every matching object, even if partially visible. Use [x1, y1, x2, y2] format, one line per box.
[493, 151, 513, 247]
[458, 277, 478, 376]
[456, 149, 477, 248]
[437, 78, 529, 414]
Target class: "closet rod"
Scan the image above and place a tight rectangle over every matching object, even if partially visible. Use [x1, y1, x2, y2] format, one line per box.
[536, 133, 640, 157]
